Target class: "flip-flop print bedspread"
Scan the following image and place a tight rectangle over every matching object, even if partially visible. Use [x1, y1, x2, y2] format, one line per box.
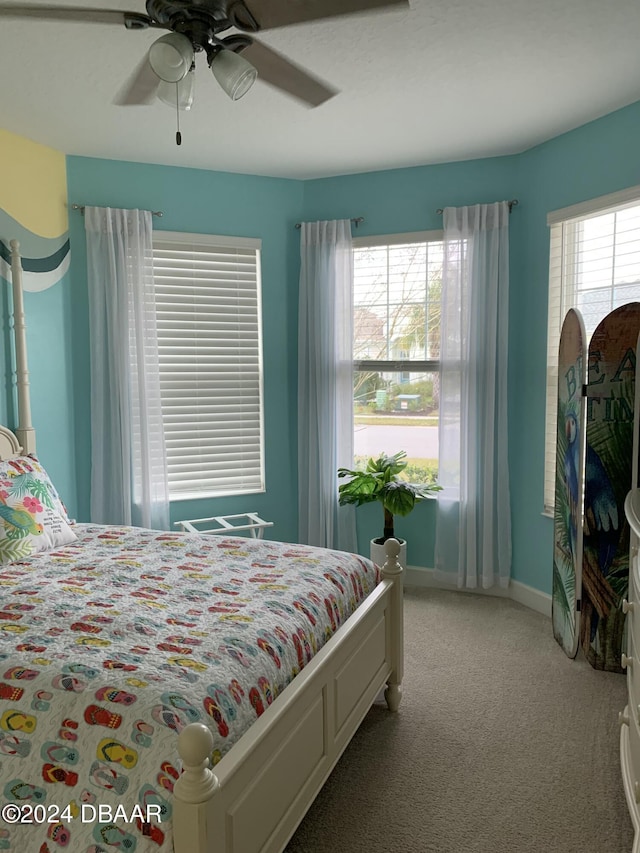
[0, 524, 379, 852]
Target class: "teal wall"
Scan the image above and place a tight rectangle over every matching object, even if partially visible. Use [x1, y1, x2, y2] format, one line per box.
[66, 157, 304, 542]
[0, 129, 75, 520]
[25, 283, 76, 517]
[0, 276, 76, 518]
[57, 98, 640, 593]
[301, 156, 521, 568]
[509, 100, 640, 590]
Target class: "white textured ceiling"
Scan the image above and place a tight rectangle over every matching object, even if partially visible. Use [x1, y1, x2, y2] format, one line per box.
[2, 0, 640, 179]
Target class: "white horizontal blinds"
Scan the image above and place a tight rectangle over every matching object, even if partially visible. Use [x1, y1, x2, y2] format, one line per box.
[153, 232, 264, 499]
[544, 222, 566, 514]
[544, 198, 640, 512]
[573, 205, 640, 324]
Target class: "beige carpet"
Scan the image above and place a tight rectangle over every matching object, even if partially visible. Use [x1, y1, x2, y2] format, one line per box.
[286, 587, 634, 853]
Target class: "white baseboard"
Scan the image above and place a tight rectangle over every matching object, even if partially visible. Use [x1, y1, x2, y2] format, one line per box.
[404, 565, 552, 618]
[508, 577, 552, 617]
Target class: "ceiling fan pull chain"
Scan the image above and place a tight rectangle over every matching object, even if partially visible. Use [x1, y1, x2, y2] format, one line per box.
[175, 83, 182, 146]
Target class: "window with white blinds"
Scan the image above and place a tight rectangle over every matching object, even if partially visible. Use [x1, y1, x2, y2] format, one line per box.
[351, 231, 443, 485]
[544, 187, 640, 513]
[152, 231, 264, 500]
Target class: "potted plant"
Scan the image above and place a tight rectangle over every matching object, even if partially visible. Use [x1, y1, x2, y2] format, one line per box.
[338, 451, 441, 568]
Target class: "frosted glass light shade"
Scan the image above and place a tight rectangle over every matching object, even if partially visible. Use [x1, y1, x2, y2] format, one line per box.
[211, 49, 257, 100]
[157, 70, 195, 110]
[149, 32, 194, 83]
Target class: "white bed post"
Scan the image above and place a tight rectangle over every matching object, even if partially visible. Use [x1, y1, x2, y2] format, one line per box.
[382, 537, 404, 711]
[173, 723, 220, 853]
[9, 240, 36, 454]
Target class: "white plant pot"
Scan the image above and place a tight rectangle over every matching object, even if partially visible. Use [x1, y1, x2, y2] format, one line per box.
[370, 538, 407, 570]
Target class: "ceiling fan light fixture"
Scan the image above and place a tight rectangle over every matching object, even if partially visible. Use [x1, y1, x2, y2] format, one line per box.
[211, 49, 257, 100]
[149, 32, 194, 83]
[157, 68, 195, 111]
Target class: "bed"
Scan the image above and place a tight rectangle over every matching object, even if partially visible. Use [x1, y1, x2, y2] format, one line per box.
[0, 239, 404, 853]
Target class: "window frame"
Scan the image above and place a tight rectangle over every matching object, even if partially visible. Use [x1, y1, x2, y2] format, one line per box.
[543, 184, 640, 515]
[152, 229, 265, 502]
[352, 230, 444, 379]
[351, 230, 443, 479]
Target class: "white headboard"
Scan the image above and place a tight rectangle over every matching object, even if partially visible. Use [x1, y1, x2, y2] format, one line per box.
[5, 240, 36, 455]
[0, 424, 22, 460]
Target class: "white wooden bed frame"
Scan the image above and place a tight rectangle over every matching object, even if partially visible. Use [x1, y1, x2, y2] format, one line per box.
[2, 239, 405, 853]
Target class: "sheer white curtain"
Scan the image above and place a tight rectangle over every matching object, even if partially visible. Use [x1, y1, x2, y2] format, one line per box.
[435, 202, 511, 589]
[298, 219, 357, 552]
[85, 206, 170, 530]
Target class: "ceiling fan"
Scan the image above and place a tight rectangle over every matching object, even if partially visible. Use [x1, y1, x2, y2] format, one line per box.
[0, 0, 410, 114]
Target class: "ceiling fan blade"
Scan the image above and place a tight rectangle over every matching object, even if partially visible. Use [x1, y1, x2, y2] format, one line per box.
[243, 39, 337, 107]
[0, 4, 153, 27]
[114, 57, 160, 106]
[236, 0, 408, 31]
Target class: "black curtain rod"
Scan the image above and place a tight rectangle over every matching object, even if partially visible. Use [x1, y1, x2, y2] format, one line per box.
[71, 204, 163, 217]
[436, 199, 519, 215]
[295, 217, 364, 229]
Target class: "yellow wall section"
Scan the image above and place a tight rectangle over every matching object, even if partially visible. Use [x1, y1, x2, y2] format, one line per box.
[0, 129, 68, 239]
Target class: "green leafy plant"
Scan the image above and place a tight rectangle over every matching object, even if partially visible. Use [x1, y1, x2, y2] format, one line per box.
[338, 451, 441, 544]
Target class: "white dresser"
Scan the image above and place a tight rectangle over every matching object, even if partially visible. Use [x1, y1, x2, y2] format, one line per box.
[621, 488, 640, 850]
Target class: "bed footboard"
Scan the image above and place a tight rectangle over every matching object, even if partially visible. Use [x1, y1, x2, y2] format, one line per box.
[173, 539, 403, 853]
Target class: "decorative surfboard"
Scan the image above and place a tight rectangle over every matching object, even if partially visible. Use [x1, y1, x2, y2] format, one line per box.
[553, 308, 587, 658]
[635, 330, 640, 491]
[581, 302, 640, 671]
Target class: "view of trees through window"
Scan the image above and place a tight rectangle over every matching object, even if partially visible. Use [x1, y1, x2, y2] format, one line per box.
[353, 238, 443, 485]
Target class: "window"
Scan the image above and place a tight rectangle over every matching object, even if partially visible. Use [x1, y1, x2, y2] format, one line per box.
[352, 232, 443, 485]
[544, 187, 640, 513]
[152, 231, 264, 500]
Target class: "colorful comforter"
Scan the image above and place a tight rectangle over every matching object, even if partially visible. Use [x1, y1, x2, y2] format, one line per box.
[0, 524, 379, 853]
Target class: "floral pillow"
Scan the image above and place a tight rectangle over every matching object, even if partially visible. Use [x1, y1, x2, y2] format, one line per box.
[0, 454, 71, 522]
[0, 455, 76, 566]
